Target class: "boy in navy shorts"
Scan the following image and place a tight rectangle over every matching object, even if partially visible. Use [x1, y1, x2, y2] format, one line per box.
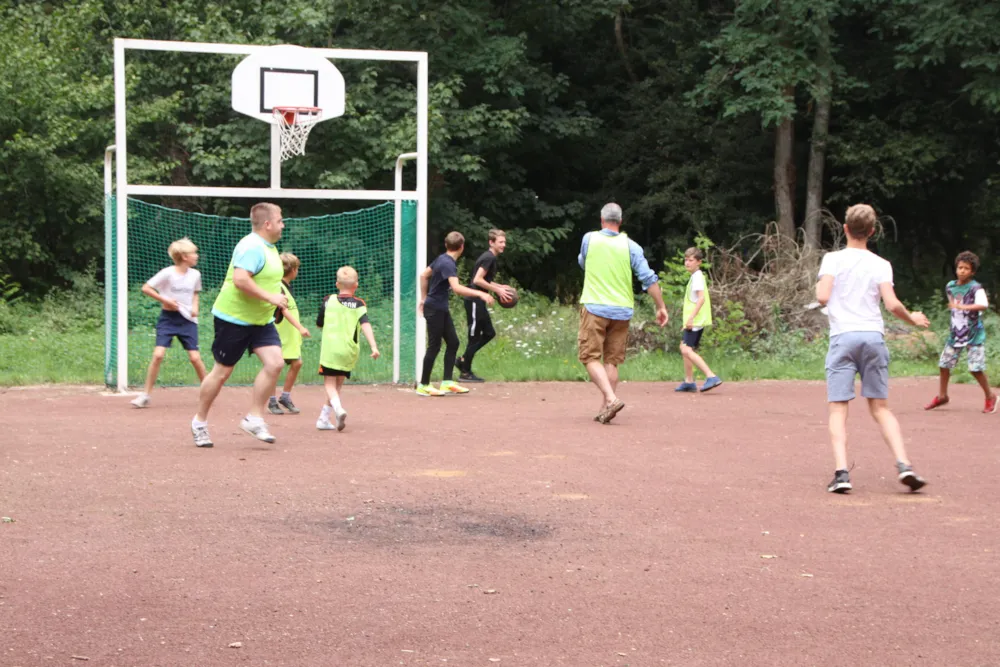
[816, 204, 930, 493]
[131, 238, 207, 408]
[675, 247, 722, 393]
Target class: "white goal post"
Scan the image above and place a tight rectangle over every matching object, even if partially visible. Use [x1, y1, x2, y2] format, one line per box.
[110, 38, 429, 391]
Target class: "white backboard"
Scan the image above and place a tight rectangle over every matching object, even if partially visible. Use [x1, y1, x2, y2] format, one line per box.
[232, 45, 345, 124]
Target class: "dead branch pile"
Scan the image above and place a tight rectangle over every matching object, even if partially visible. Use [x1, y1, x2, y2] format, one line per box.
[706, 220, 835, 337]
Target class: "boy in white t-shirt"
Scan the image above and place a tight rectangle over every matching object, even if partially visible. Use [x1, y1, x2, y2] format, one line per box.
[130, 238, 208, 408]
[816, 204, 930, 494]
[675, 247, 722, 392]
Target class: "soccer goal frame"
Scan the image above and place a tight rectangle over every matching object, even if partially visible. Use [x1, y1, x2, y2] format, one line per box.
[108, 38, 428, 392]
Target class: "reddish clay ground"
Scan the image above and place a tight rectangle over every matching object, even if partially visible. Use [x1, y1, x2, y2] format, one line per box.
[1, 379, 998, 666]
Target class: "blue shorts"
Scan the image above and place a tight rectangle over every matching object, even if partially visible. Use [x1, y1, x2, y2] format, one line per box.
[211, 316, 281, 367]
[825, 332, 890, 402]
[681, 328, 704, 349]
[155, 311, 199, 351]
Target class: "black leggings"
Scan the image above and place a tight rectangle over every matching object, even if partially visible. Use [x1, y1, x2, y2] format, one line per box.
[421, 308, 459, 385]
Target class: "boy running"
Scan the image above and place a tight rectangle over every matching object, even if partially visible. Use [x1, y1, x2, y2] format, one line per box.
[816, 204, 930, 494]
[675, 247, 722, 393]
[924, 251, 997, 414]
[131, 238, 207, 408]
[315, 266, 379, 431]
[457, 229, 515, 382]
[417, 231, 494, 396]
[269, 252, 311, 415]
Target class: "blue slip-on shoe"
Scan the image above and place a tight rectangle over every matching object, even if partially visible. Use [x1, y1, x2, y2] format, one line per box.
[675, 382, 698, 393]
[700, 376, 723, 392]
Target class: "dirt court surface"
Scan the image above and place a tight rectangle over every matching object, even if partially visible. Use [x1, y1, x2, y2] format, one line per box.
[2, 379, 998, 666]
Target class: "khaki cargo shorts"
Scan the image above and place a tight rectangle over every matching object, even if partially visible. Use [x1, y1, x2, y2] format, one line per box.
[577, 307, 630, 366]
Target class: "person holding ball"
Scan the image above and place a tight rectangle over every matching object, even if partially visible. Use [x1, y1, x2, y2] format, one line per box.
[457, 228, 515, 383]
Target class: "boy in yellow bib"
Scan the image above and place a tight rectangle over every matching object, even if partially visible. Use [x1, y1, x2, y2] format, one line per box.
[675, 247, 722, 393]
[315, 266, 380, 431]
[269, 253, 312, 415]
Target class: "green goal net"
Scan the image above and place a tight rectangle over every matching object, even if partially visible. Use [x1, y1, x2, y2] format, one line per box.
[105, 197, 417, 388]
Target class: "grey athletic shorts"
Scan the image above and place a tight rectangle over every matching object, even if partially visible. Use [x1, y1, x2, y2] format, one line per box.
[825, 331, 890, 402]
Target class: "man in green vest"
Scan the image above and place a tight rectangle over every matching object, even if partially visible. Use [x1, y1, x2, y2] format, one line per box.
[578, 203, 668, 424]
[190, 202, 289, 448]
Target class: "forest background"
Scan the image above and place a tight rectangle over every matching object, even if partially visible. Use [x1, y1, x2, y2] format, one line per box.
[2, 0, 998, 384]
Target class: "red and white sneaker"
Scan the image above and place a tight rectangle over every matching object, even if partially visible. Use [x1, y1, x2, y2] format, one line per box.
[985, 395, 998, 414]
[924, 395, 949, 410]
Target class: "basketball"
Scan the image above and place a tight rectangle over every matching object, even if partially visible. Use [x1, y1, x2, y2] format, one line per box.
[499, 288, 518, 309]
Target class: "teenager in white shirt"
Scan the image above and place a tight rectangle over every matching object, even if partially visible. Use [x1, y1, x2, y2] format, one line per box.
[816, 204, 930, 493]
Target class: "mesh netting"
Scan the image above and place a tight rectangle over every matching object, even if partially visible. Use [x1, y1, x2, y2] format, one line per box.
[106, 197, 417, 388]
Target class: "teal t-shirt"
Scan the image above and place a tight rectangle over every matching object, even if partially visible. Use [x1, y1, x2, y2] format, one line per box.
[945, 279, 987, 347]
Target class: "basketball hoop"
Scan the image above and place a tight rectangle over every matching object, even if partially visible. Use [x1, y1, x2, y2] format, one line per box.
[272, 106, 322, 161]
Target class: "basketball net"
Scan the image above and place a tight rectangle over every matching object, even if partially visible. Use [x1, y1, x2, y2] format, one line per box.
[272, 107, 322, 161]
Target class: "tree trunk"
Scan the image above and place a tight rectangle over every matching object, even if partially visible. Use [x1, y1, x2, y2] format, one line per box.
[773, 93, 796, 239]
[804, 14, 833, 250]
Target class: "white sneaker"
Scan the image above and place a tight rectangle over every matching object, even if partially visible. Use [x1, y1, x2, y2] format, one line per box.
[316, 416, 335, 431]
[130, 394, 150, 408]
[334, 408, 347, 432]
[240, 417, 276, 443]
[191, 424, 213, 448]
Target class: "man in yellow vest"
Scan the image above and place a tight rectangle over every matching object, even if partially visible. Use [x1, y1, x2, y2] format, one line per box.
[578, 203, 668, 423]
[190, 202, 289, 448]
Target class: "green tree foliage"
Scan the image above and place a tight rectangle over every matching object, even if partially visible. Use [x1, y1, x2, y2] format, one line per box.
[1, 0, 999, 299]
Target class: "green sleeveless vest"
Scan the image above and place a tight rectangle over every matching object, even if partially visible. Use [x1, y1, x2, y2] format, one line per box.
[579, 232, 634, 308]
[320, 297, 367, 371]
[213, 234, 283, 325]
[683, 271, 712, 328]
[275, 283, 302, 358]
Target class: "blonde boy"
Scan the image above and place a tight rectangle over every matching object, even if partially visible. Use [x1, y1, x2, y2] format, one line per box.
[816, 204, 930, 493]
[269, 253, 312, 415]
[315, 266, 379, 431]
[131, 238, 207, 408]
[675, 247, 722, 393]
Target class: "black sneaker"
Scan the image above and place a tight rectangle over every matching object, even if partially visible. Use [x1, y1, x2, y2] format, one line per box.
[278, 396, 300, 414]
[267, 397, 284, 415]
[896, 463, 926, 492]
[459, 371, 485, 383]
[827, 469, 852, 493]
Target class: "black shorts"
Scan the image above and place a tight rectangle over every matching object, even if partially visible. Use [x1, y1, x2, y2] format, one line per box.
[318, 365, 351, 378]
[211, 316, 281, 367]
[155, 311, 199, 351]
[682, 328, 704, 349]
